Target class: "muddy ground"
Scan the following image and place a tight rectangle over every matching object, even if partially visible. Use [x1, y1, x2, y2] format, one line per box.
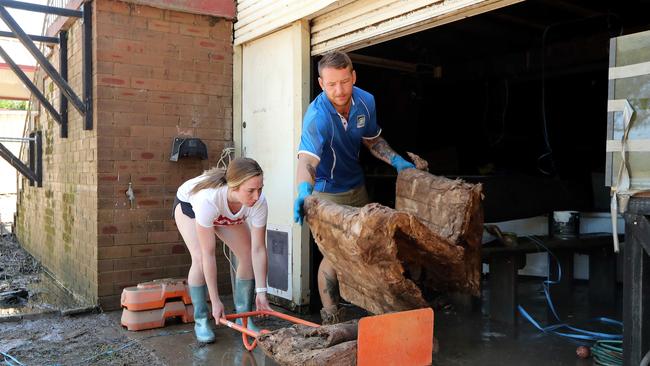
[0, 236, 166, 366]
[0, 236, 305, 366]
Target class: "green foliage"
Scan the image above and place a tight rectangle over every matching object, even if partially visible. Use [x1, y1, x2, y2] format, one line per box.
[0, 100, 28, 110]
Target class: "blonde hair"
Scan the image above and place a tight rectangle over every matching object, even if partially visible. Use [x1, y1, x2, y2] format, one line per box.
[189, 157, 263, 195]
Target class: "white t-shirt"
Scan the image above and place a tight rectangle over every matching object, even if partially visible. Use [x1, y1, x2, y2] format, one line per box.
[176, 175, 268, 228]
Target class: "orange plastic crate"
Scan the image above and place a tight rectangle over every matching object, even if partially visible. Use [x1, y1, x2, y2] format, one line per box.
[121, 300, 213, 331]
[120, 278, 192, 311]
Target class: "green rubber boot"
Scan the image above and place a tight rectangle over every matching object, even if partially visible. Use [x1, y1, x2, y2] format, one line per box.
[234, 278, 260, 333]
[189, 285, 215, 343]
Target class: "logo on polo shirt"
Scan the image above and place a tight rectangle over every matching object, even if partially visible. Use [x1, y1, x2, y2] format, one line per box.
[356, 115, 366, 128]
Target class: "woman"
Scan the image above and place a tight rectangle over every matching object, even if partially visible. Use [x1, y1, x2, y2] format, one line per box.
[173, 157, 271, 343]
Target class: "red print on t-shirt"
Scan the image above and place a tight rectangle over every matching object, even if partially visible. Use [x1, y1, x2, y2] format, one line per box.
[213, 215, 245, 226]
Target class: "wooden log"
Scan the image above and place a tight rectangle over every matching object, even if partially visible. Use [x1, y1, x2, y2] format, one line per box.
[257, 322, 358, 366]
[396, 168, 484, 297]
[304, 196, 470, 314]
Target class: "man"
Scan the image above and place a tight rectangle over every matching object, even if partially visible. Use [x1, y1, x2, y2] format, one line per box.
[294, 51, 415, 324]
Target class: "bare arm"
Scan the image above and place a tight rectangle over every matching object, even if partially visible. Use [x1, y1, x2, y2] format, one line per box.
[250, 225, 268, 291]
[297, 153, 319, 186]
[362, 136, 399, 165]
[250, 225, 272, 310]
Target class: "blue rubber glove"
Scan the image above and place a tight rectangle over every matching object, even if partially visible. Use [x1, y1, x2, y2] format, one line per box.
[390, 155, 415, 173]
[294, 181, 314, 225]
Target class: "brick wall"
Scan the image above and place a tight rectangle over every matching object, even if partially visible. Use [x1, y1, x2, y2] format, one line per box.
[16, 17, 97, 304]
[16, 0, 234, 310]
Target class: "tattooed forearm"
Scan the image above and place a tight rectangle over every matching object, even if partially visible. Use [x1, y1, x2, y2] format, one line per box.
[306, 163, 316, 182]
[366, 137, 397, 164]
[323, 273, 341, 304]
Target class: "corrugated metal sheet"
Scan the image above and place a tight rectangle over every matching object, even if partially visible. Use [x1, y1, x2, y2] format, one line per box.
[234, 0, 341, 45]
[310, 0, 522, 55]
[235, 0, 521, 50]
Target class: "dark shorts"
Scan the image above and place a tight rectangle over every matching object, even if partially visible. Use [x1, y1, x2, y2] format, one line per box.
[172, 196, 195, 219]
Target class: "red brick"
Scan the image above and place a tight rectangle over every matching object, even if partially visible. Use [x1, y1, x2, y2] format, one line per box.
[163, 127, 193, 138]
[113, 209, 148, 223]
[114, 63, 152, 78]
[97, 99, 133, 113]
[136, 199, 161, 208]
[151, 67, 182, 80]
[97, 125, 131, 137]
[132, 268, 165, 282]
[165, 11, 198, 25]
[114, 257, 148, 271]
[97, 160, 115, 174]
[113, 160, 148, 173]
[96, 86, 115, 100]
[130, 125, 165, 137]
[210, 53, 225, 61]
[132, 244, 155, 256]
[96, 49, 132, 63]
[131, 5, 163, 19]
[99, 270, 132, 284]
[179, 24, 210, 38]
[98, 75, 128, 87]
[171, 244, 186, 254]
[161, 266, 188, 278]
[131, 53, 166, 68]
[98, 283, 115, 297]
[148, 231, 179, 243]
[114, 136, 148, 149]
[99, 175, 119, 183]
[148, 208, 172, 221]
[102, 148, 134, 161]
[114, 232, 147, 245]
[148, 138, 169, 150]
[98, 259, 114, 272]
[99, 246, 132, 259]
[163, 103, 193, 116]
[147, 20, 172, 33]
[114, 112, 148, 125]
[98, 209, 115, 222]
[101, 225, 119, 234]
[146, 92, 176, 103]
[164, 220, 178, 231]
[98, 235, 114, 247]
[146, 221, 165, 233]
[135, 174, 162, 183]
[97, 111, 115, 124]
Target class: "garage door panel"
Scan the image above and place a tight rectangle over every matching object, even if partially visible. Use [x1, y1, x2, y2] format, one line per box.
[311, 0, 523, 55]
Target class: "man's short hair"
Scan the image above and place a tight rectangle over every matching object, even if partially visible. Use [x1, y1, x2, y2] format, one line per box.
[318, 51, 353, 76]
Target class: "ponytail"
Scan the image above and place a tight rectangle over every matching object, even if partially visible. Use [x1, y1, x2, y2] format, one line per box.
[189, 157, 263, 195]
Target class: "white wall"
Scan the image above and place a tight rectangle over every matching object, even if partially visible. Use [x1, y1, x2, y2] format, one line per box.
[0, 110, 27, 233]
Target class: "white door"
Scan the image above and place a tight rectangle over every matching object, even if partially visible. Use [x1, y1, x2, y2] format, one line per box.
[240, 21, 311, 306]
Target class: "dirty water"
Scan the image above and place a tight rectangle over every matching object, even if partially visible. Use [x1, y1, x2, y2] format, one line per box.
[1, 234, 620, 365]
[0, 235, 84, 319]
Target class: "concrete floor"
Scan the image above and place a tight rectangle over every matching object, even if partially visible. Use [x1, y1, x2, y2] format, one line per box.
[116, 278, 620, 366]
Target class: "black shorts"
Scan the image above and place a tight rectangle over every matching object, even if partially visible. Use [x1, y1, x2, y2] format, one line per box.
[172, 196, 195, 219]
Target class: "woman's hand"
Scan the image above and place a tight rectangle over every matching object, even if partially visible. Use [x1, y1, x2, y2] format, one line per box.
[255, 292, 272, 312]
[212, 300, 226, 325]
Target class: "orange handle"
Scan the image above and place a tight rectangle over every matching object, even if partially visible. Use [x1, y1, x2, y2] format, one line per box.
[218, 309, 320, 351]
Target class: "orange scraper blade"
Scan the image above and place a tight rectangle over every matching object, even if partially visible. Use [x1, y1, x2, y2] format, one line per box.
[357, 307, 434, 366]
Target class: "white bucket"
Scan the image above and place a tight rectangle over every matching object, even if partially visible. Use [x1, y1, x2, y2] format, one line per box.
[550, 211, 580, 239]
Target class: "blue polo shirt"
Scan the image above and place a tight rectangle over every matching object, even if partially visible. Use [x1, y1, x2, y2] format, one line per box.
[298, 86, 382, 193]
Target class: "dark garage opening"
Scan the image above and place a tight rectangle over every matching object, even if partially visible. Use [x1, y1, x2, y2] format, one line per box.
[307, 1, 650, 342]
[311, 0, 650, 223]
